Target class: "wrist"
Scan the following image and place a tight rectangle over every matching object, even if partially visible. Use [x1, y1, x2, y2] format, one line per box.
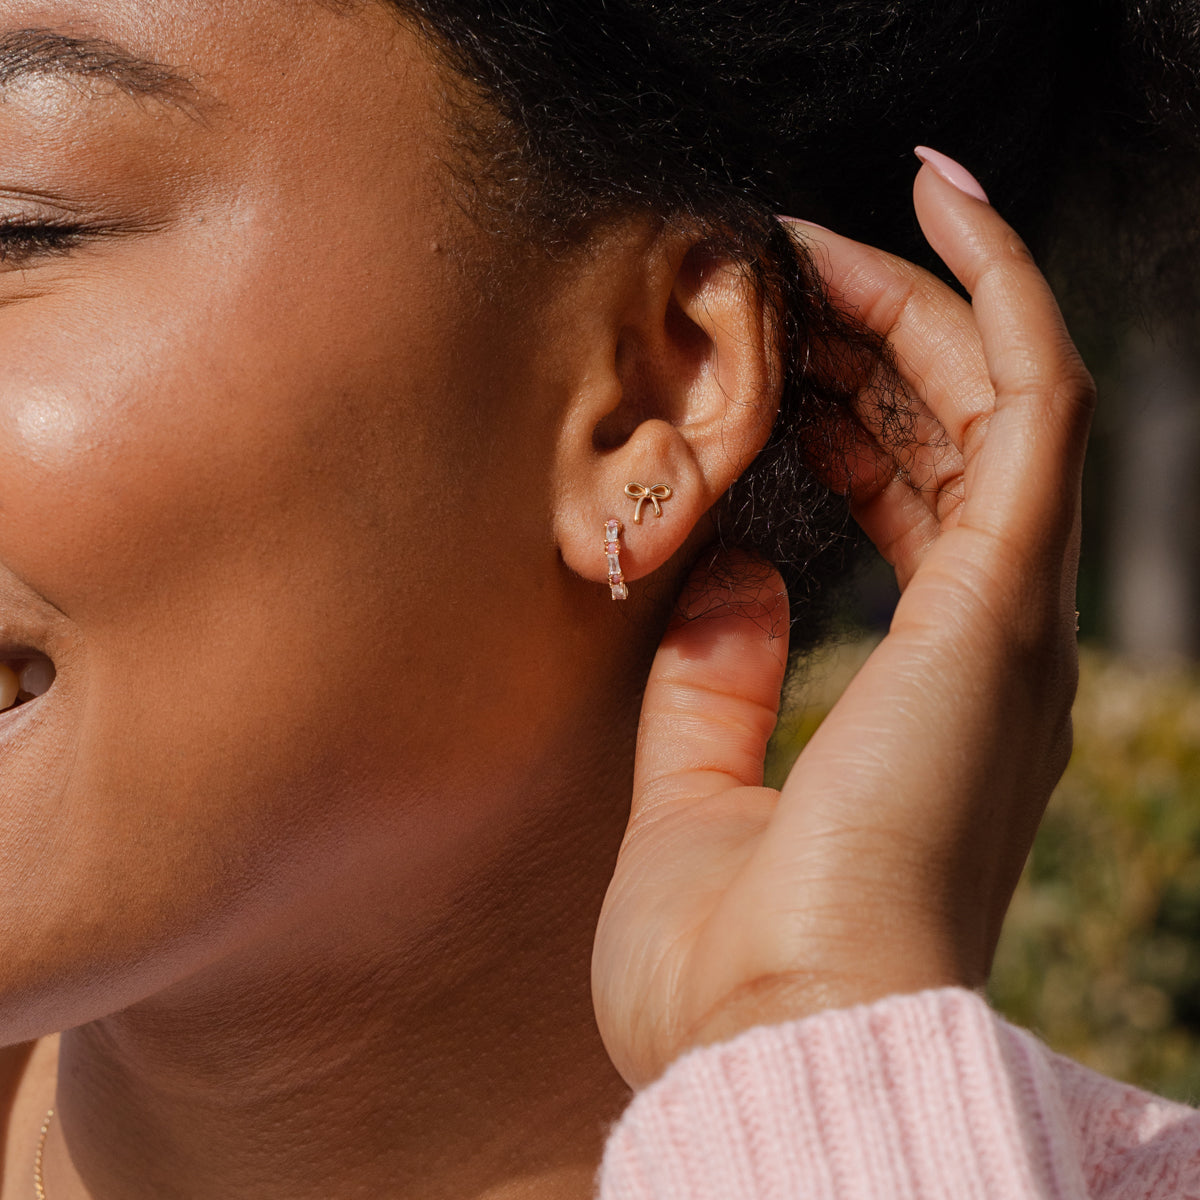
[681, 964, 972, 1054]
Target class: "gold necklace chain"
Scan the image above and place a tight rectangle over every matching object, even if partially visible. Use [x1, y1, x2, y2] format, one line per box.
[33, 1108, 54, 1200]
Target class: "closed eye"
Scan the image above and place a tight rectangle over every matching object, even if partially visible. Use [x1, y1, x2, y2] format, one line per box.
[0, 219, 88, 267]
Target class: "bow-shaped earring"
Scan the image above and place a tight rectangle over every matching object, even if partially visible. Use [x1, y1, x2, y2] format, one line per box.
[625, 482, 673, 524]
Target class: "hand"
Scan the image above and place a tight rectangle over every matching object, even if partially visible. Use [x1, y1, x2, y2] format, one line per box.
[591, 161, 1095, 1089]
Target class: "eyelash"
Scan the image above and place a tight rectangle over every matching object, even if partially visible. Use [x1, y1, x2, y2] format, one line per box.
[0, 219, 89, 267]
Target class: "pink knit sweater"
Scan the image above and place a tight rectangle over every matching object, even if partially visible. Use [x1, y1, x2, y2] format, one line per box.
[599, 988, 1200, 1198]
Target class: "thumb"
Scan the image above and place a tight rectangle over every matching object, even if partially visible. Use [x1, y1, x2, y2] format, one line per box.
[630, 551, 789, 827]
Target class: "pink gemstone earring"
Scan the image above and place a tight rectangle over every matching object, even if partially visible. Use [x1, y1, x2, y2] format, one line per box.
[604, 519, 628, 600]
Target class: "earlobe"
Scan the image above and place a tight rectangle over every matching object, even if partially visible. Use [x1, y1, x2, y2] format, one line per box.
[553, 230, 782, 600]
[604, 483, 677, 600]
[557, 422, 709, 598]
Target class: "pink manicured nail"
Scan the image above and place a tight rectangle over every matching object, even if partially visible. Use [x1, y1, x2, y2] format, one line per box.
[913, 146, 990, 204]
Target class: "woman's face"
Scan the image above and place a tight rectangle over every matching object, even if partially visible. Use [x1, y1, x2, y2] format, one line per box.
[0, 0, 593, 1036]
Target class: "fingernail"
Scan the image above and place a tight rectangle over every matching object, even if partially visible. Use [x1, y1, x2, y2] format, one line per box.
[913, 146, 990, 204]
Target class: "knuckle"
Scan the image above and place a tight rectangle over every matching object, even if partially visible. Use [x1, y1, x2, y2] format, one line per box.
[992, 345, 1096, 427]
[931, 469, 966, 524]
[1053, 359, 1098, 424]
[975, 250, 1029, 298]
[957, 406, 992, 456]
[857, 270, 922, 338]
[1000, 229, 1037, 267]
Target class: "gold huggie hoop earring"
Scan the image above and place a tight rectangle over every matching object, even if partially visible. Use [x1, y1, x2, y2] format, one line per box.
[625, 482, 672, 524]
[604, 520, 628, 600]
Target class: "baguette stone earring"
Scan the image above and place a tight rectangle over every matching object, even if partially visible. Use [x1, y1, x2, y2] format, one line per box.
[604, 519, 628, 600]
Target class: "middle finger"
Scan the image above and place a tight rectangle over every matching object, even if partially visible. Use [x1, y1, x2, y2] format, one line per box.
[787, 219, 995, 460]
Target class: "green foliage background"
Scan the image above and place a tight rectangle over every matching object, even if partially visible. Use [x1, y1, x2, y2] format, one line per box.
[767, 644, 1200, 1102]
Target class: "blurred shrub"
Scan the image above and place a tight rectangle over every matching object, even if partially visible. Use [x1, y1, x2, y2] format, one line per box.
[768, 644, 1200, 1101]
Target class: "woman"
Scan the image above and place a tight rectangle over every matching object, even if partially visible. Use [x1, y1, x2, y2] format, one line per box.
[0, 0, 1178, 1197]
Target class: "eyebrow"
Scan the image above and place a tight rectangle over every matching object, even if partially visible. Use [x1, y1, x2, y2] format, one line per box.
[0, 29, 198, 104]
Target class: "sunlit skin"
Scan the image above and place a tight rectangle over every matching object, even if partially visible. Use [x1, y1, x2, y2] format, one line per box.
[0, 1, 1093, 1198]
[0, 2, 781, 1197]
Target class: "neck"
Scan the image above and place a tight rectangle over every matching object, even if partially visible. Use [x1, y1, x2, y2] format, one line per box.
[44, 754, 636, 1200]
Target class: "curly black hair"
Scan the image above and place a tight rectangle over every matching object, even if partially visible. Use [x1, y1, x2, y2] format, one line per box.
[388, 0, 1200, 652]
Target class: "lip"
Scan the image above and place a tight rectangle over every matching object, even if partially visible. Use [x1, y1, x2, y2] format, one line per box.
[0, 647, 56, 728]
[0, 687, 48, 730]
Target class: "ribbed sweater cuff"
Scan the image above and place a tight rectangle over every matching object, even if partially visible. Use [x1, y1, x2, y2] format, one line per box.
[598, 987, 1088, 1199]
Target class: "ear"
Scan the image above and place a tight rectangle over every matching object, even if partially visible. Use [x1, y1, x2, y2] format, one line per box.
[553, 230, 780, 597]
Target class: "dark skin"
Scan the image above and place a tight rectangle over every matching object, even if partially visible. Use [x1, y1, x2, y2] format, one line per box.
[0, 2, 776, 1196]
[0, 1, 1091, 1198]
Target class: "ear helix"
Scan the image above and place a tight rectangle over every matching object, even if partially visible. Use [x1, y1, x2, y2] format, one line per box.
[604, 481, 673, 600]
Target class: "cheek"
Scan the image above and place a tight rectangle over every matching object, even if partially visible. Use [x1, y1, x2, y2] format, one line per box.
[0, 224, 522, 1015]
[0, 0, 579, 1039]
[0, 216, 479, 639]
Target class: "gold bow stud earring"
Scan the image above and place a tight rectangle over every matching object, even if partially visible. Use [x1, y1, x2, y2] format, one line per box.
[625, 482, 673, 524]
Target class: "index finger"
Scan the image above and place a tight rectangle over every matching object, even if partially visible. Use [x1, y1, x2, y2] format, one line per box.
[785, 219, 992, 456]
